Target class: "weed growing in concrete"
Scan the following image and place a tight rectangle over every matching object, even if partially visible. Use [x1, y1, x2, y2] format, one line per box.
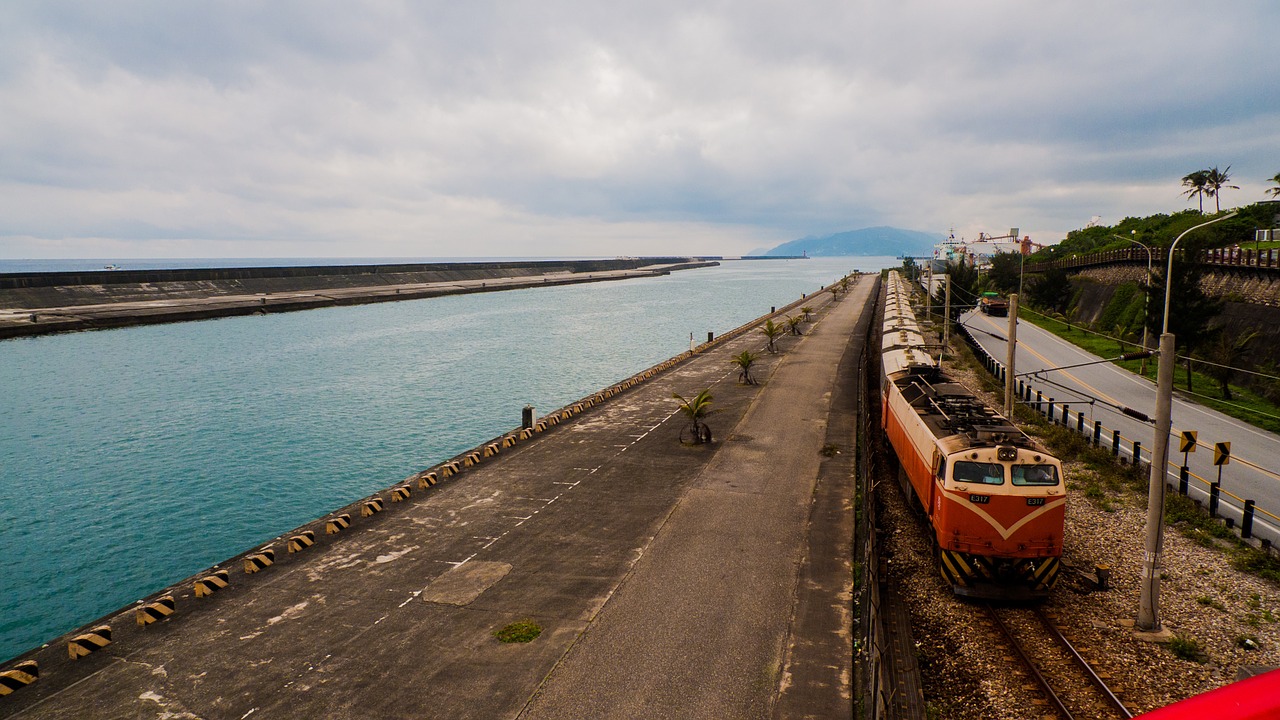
[494, 619, 542, 643]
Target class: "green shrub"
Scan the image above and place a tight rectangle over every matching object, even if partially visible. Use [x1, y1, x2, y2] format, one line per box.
[1168, 634, 1206, 663]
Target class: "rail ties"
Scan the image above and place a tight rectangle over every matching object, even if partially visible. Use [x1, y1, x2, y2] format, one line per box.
[983, 604, 1133, 720]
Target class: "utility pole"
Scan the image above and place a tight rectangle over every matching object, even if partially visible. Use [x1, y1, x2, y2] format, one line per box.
[941, 275, 951, 367]
[1138, 331, 1175, 629]
[1138, 211, 1238, 631]
[1004, 293, 1018, 417]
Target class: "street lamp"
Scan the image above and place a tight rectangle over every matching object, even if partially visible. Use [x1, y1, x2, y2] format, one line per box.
[1115, 231, 1154, 372]
[1138, 211, 1238, 632]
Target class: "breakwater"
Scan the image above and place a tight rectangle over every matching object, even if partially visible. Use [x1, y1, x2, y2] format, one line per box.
[0, 258, 715, 339]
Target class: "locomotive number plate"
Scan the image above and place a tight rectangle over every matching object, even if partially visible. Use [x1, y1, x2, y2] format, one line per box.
[1026, 497, 1046, 506]
[968, 494, 990, 504]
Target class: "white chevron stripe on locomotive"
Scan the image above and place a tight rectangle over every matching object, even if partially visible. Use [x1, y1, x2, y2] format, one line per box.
[943, 494, 1067, 541]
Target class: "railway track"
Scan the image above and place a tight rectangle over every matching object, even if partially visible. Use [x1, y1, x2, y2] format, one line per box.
[984, 603, 1134, 720]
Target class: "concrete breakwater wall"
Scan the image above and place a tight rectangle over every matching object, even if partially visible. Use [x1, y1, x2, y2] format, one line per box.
[0, 258, 699, 308]
[0, 258, 717, 339]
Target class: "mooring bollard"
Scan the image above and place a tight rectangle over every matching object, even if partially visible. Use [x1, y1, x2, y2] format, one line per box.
[1243, 500, 1256, 539]
[1179, 466, 1189, 495]
[522, 405, 534, 430]
[707, 331, 714, 343]
[1210, 483, 1221, 517]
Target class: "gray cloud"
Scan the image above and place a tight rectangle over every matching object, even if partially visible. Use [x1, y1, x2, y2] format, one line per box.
[1, 1, 1278, 259]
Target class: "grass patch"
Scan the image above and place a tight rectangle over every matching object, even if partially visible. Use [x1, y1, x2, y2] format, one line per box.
[1168, 634, 1207, 663]
[821, 443, 841, 457]
[494, 619, 542, 643]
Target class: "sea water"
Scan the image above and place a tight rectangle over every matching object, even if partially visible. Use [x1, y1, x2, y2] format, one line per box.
[0, 256, 897, 660]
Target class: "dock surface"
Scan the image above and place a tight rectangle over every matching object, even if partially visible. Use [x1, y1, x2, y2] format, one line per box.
[2, 275, 874, 719]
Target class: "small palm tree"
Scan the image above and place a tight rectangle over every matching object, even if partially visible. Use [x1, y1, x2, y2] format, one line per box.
[732, 350, 760, 385]
[1204, 166, 1239, 213]
[840, 277, 851, 295]
[800, 306, 814, 322]
[760, 319, 785, 352]
[1268, 172, 1280, 198]
[1182, 170, 1209, 213]
[786, 314, 803, 336]
[829, 287, 839, 301]
[673, 389, 715, 444]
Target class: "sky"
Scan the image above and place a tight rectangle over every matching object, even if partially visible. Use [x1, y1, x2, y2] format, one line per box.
[1, 2, 1278, 259]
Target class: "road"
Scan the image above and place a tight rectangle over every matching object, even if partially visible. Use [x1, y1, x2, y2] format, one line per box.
[959, 305, 1280, 546]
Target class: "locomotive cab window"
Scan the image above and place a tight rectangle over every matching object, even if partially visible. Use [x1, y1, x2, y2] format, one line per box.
[952, 461, 1004, 485]
[1012, 464, 1060, 486]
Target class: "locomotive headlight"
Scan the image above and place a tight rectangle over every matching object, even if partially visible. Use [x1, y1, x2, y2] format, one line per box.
[996, 445, 1017, 461]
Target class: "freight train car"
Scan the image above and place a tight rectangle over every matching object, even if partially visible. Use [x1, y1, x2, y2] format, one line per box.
[882, 271, 1065, 598]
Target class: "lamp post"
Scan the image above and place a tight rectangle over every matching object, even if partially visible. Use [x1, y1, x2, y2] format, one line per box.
[1138, 211, 1238, 632]
[1115, 231, 1154, 373]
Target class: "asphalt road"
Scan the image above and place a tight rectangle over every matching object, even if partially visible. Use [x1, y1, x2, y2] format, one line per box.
[959, 305, 1280, 545]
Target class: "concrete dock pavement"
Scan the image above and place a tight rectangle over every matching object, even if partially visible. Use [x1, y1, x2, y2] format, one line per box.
[0, 275, 874, 720]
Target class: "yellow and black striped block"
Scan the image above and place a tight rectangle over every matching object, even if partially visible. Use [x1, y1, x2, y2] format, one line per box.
[463, 452, 481, 467]
[417, 472, 438, 490]
[289, 530, 317, 551]
[440, 461, 460, 478]
[501, 435, 518, 448]
[0, 661, 37, 696]
[194, 570, 230, 598]
[519, 428, 534, 440]
[362, 498, 385, 517]
[136, 595, 176, 627]
[325, 515, 350, 535]
[938, 551, 1061, 594]
[67, 626, 111, 659]
[534, 421, 548, 432]
[483, 443, 499, 457]
[392, 485, 411, 502]
[244, 549, 275, 574]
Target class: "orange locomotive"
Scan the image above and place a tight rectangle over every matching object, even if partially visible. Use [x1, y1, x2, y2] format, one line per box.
[882, 271, 1064, 599]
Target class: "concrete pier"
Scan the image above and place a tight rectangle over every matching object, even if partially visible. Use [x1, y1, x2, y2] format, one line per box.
[0, 275, 875, 719]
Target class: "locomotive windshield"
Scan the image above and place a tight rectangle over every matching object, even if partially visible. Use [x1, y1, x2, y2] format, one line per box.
[1011, 464, 1060, 486]
[953, 461, 1004, 485]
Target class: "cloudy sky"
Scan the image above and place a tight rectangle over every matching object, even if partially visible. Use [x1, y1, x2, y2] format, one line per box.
[1, 2, 1277, 259]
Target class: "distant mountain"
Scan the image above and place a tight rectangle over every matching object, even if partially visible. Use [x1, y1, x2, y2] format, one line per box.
[762, 226, 942, 258]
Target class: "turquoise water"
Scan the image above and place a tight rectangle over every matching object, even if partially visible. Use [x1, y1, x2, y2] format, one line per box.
[0, 257, 895, 660]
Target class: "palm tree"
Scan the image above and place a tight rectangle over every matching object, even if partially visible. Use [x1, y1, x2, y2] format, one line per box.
[1268, 172, 1280, 198]
[1182, 170, 1209, 213]
[731, 350, 760, 385]
[1204, 166, 1239, 213]
[800, 306, 814, 322]
[673, 389, 714, 443]
[760, 319, 784, 352]
[786, 314, 803, 336]
[840, 277, 851, 295]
